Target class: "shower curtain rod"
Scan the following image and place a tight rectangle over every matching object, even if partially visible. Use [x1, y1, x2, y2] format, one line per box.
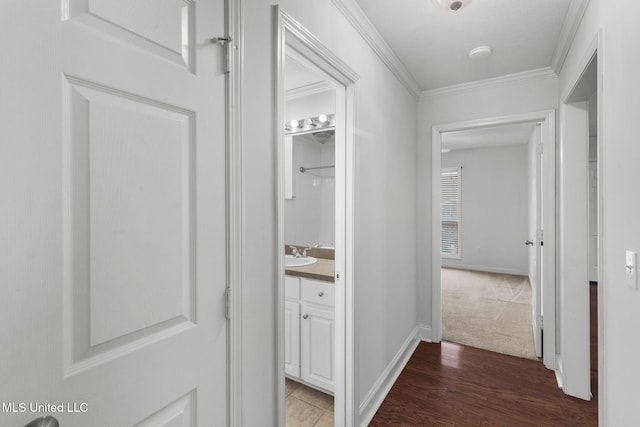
[299, 165, 335, 173]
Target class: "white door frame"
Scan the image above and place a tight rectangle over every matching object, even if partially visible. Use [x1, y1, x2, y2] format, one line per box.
[431, 110, 557, 371]
[274, 8, 359, 427]
[227, 0, 243, 425]
[558, 31, 604, 411]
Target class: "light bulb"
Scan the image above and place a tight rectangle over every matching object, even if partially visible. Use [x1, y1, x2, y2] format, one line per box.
[318, 114, 328, 123]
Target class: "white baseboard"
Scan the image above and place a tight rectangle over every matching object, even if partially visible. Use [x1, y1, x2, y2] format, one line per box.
[441, 263, 528, 276]
[358, 327, 420, 427]
[417, 324, 433, 342]
[555, 356, 563, 389]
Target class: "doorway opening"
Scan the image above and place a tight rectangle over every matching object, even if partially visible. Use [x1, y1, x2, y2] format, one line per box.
[275, 8, 358, 427]
[431, 110, 557, 371]
[559, 37, 601, 406]
[439, 122, 540, 360]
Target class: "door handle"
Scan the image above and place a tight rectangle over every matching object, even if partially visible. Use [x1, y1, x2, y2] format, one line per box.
[25, 416, 59, 427]
[525, 240, 535, 246]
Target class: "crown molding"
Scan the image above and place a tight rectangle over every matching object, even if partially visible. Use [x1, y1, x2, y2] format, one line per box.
[420, 67, 557, 98]
[286, 81, 335, 100]
[550, 0, 592, 74]
[330, 0, 421, 99]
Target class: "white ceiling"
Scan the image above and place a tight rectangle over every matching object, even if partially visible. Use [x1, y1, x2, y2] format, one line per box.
[285, 55, 325, 92]
[355, 0, 572, 91]
[441, 122, 537, 151]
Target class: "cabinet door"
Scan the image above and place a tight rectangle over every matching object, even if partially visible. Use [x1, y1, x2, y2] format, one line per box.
[300, 304, 334, 392]
[284, 300, 300, 378]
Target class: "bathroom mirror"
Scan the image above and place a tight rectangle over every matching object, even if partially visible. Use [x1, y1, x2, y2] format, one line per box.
[284, 129, 335, 248]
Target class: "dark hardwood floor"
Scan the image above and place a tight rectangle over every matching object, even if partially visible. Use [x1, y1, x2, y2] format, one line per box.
[590, 282, 598, 399]
[371, 285, 599, 426]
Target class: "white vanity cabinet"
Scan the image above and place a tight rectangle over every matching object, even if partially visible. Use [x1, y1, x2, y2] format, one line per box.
[284, 275, 335, 393]
[284, 276, 301, 378]
[284, 299, 300, 378]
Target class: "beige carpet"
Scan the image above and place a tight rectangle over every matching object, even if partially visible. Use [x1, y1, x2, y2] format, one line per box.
[442, 268, 538, 360]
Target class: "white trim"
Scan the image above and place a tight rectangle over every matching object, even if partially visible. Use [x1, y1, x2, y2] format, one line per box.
[541, 111, 557, 371]
[275, 8, 359, 427]
[417, 325, 433, 342]
[556, 356, 564, 389]
[557, 29, 605, 412]
[432, 110, 557, 355]
[330, 0, 421, 99]
[274, 9, 287, 426]
[550, 0, 592, 74]
[228, 0, 243, 425]
[286, 80, 335, 100]
[441, 264, 529, 277]
[596, 29, 606, 426]
[421, 67, 557, 98]
[358, 328, 420, 427]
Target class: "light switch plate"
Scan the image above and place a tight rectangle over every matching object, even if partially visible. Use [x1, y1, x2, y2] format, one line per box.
[626, 250, 637, 290]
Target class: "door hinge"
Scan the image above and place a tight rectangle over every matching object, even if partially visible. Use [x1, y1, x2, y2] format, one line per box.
[225, 287, 231, 320]
[211, 36, 232, 74]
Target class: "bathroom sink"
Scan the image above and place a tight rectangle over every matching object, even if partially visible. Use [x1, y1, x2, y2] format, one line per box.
[285, 255, 317, 268]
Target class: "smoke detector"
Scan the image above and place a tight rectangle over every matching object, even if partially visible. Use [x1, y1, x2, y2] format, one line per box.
[432, 0, 472, 12]
[468, 46, 493, 60]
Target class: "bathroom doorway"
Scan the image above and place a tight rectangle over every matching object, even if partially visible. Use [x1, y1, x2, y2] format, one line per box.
[275, 8, 358, 427]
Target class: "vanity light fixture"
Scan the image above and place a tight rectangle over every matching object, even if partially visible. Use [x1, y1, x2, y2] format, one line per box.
[285, 113, 335, 135]
[432, 0, 471, 12]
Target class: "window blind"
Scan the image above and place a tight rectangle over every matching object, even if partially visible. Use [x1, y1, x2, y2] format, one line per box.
[441, 167, 461, 258]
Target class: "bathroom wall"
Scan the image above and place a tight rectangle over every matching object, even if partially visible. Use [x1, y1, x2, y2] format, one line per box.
[284, 133, 335, 247]
[285, 89, 335, 122]
[441, 144, 529, 275]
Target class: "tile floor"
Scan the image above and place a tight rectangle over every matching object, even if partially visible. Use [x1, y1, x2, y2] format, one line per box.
[285, 378, 334, 427]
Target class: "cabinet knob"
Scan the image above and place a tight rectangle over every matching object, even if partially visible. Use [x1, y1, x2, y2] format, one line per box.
[302, 314, 309, 319]
[318, 291, 324, 297]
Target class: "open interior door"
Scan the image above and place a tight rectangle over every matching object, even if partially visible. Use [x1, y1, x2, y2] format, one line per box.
[1, 1, 228, 425]
[529, 125, 543, 359]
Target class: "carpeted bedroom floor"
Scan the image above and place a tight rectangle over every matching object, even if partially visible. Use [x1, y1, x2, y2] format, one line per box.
[441, 268, 538, 360]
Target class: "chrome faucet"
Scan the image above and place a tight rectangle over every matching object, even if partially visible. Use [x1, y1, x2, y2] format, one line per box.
[302, 244, 315, 258]
[289, 246, 301, 258]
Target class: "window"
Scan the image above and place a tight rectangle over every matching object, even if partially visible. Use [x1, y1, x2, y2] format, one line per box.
[441, 167, 461, 259]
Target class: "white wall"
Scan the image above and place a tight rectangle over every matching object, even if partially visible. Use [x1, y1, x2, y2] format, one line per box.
[417, 77, 558, 332]
[284, 134, 335, 247]
[285, 89, 335, 122]
[441, 145, 529, 275]
[241, 1, 419, 423]
[558, 0, 640, 422]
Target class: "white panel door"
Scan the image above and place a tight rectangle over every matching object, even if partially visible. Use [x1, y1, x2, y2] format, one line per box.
[284, 300, 301, 378]
[301, 304, 335, 393]
[531, 128, 543, 359]
[0, 1, 227, 426]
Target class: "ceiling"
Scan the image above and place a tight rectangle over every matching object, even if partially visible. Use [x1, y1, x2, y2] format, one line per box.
[441, 122, 537, 151]
[285, 55, 326, 92]
[355, 0, 572, 91]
